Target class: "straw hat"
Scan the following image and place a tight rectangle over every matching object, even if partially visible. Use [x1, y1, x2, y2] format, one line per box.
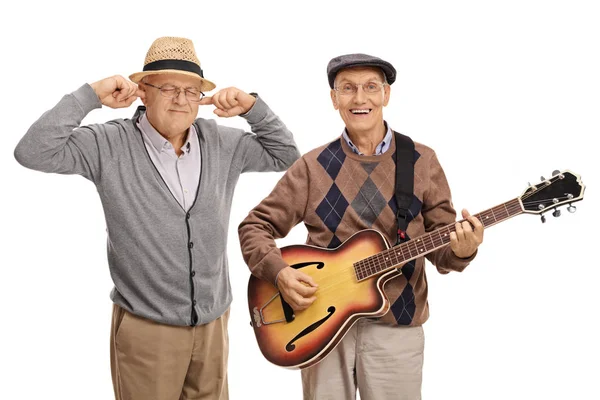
[129, 37, 216, 92]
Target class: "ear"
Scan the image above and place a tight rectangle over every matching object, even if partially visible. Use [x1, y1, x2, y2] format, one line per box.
[139, 85, 148, 106]
[330, 89, 339, 110]
[383, 84, 391, 107]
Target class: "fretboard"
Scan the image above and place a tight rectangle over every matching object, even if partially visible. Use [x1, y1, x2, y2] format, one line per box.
[354, 198, 523, 280]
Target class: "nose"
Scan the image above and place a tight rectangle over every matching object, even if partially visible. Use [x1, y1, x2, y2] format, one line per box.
[353, 86, 367, 104]
[173, 89, 189, 105]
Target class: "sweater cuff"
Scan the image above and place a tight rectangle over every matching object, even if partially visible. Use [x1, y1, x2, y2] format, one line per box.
[256, 250, 289, 287]
[239, 95, 268, 125]
[448, 248, 478, 272]
[72, 84, 103, 114]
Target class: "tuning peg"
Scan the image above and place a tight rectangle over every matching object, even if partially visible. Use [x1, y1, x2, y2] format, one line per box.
[541, 214, 546, 223]
[552, 170, 560, 176]
[540, 176, 546, 181]
[552, 209, 561, 218]
[568, 204, 577, 213]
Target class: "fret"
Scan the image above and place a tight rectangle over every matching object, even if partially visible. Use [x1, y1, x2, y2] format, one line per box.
[431, 229, 443, 247]
[490, 207, 498, 223]
[407, 239, 419, 258]
[494, 204, 508, 220]
[395, 243, 408, 263]
[480, 210, 493, 227]
[367, 256, 375, 275]
[390, 247, 402, 265]
[424, 233, 435, 252]
[377, 251, 386, 269]
[383, 251, 392, 269]
[437, 229, 448, 246]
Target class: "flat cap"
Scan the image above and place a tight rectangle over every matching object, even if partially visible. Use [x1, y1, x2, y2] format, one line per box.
[327, 53, 396, 88]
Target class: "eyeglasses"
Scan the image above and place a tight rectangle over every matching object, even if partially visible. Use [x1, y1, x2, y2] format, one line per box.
[143, 82, 205, 102]
[334, 81, 387, 96]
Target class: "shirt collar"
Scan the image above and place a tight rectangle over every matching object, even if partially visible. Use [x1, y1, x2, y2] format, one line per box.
[137, 112, 196, 154]
[342, 121, 393, 156]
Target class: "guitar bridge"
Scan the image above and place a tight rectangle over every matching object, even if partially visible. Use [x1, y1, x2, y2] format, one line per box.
[252, 292, 290, 327]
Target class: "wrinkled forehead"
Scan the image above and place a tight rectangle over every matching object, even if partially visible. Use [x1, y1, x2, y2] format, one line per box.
[334, 66, 386, 84]
[144, 73, 203, 88]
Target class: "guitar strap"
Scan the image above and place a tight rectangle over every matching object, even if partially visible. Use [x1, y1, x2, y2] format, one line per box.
[393, 131, 415, 245]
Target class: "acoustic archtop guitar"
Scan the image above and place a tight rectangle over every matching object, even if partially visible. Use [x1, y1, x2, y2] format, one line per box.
[247, 170, 585, 369]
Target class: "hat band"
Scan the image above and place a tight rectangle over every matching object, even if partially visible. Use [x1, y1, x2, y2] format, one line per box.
[143, 59, 204, 78]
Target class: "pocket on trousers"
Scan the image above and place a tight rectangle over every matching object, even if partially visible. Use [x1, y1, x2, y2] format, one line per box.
[114, 306, 129, 344]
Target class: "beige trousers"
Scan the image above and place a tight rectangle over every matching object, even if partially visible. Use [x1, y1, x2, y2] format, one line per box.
[110, 304, 230, 400]
[301, 319, 424, 400]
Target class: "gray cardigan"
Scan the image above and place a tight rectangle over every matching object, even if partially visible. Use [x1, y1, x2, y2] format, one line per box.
[14, 84, 300, 326]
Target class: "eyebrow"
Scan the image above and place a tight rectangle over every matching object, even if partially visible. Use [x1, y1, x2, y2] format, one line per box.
[338, 76, 384, 84]
[157, 83, 202, 90]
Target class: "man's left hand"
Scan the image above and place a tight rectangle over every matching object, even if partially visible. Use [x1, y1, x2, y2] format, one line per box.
[198, 87, 256, 117]
[450, 209, 484, 258]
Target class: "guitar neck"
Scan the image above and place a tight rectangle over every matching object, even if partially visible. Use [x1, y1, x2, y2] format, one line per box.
[354, 198, 523, 280]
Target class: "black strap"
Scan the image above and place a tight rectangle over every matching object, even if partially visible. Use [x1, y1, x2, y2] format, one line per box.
[393, 131, 415, 245]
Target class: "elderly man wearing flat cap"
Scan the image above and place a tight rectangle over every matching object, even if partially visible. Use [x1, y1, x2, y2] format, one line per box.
[14, 36, 299, 399]
[239, 54, 483, 399]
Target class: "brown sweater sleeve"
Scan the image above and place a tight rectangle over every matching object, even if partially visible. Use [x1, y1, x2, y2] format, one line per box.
[422, 151, 477, 273]
[238, 157, 310, 285]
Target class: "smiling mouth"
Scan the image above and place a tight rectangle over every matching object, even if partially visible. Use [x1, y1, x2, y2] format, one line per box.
[350, 109, 371, 115]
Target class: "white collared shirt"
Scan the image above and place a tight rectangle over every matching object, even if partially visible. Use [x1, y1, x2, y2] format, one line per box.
[342, 122, 393, 156]
[137, 113, 201, 211]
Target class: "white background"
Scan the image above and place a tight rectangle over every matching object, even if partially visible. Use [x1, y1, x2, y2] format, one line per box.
[1, 1, 598, 399]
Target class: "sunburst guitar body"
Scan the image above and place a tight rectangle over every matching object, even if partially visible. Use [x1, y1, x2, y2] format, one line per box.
[248, 230, 398, 369]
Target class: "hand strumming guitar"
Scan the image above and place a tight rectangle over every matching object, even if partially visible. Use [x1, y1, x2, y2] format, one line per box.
[276, 267, 318, 311]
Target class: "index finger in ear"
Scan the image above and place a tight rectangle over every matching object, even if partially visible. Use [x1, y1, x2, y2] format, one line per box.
[198, 96, 213, 105]
[123, 82, 137, 99]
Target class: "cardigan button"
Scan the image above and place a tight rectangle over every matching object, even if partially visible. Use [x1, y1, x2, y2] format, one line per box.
[191, 270, 196, 277]
[188, 242, 194, 249]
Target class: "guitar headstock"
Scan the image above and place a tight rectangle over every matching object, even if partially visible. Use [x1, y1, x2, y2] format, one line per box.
[519, 170, 585, 219]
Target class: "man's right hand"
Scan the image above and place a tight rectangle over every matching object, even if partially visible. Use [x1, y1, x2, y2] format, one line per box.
[276, 267, 318, 311]
[90, 75, 144, 109]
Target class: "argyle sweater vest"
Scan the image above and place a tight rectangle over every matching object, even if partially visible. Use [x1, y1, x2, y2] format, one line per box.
[240, 133, 475, 326]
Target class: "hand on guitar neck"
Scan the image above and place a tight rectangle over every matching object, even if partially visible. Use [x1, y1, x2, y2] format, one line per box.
[450, 209, 484, 258]
[276, 268, 319, 311]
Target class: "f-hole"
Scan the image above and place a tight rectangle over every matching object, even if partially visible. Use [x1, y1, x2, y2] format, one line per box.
[291, 261, 325, 270]
[285, 306, 336, 352]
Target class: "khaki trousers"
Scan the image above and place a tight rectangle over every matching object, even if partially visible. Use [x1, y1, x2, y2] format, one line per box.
[110, 304, 229, 400]
[301, 319, 424, 400]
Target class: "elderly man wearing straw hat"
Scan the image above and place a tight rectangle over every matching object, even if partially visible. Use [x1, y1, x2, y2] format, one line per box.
[14, 37, 300, 399]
